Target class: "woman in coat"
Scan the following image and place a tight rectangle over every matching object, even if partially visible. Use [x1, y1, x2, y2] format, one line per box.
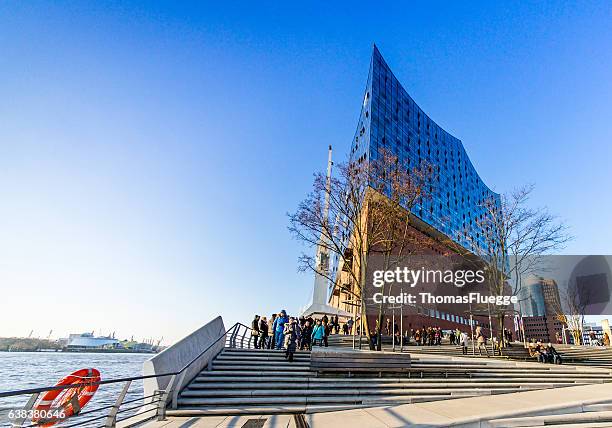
[311, 319, 325, 347]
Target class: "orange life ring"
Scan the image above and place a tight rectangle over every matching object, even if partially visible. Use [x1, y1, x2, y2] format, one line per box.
[32, 368, 101, 427]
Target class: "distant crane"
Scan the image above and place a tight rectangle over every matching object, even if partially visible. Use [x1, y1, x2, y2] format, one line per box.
[47, 330, 53, 340]
[156, 337, 163, 347]
[28, 330, 33, 338]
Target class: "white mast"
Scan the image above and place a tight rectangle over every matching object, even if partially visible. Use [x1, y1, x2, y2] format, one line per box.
[316, 145, 333, 275]
[300, 145, 352, 319]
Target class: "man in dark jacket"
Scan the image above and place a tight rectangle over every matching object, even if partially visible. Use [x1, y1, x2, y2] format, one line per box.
[546, 343, 562, 364]
[258, 316, 269, 349]
[300, 320, 313, 350]
[251, 315, 260, 349]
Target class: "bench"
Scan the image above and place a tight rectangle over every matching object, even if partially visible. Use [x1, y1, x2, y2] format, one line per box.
[311, 350, 411, 377]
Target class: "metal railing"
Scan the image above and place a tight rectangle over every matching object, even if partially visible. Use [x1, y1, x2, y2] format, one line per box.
[1, 322, 253, 428]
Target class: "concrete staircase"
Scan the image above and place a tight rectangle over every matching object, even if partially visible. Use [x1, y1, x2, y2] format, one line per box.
[328, 334, 612, 367]
[553, 345, 612, 367]
[327, 334, 533, 360]
[165, 347, 612, 417]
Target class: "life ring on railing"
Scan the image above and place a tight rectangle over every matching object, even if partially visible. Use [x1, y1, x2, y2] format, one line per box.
[32, 368, 101, 427]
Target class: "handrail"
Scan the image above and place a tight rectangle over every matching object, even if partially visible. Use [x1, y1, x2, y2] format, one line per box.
[1, 320, 253, 428]
[176, 322, 250, 375]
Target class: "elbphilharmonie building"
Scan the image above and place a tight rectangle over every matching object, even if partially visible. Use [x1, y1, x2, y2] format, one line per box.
[329, 46, 505, 332]
[351, 46, 500, 252]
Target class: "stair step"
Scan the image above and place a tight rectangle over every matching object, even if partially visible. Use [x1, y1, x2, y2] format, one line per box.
[194, 375, 312, 383]
[211, 365, 311, 372]
[185, 381, 583, 390]
[167, 403, 373, 416]
[177, 392, 487, 406]
[180, 386, 550, 398]
[198, 370, 313, 377]
[216, 355, 311, 362]
[213, 360, 311, 366]
[222, 350, 311, 356]
[191, 377, 588, 385]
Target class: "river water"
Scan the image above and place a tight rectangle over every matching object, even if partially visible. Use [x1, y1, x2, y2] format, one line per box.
[0, 352, 151, 428]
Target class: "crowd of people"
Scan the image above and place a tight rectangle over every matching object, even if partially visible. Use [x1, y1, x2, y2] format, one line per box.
[372, 318, 475, 355]
[587, 330, 610, 346]
[248, 312, 600, 365]
[250, 311, 346, 362]
[528, 341, 563, 364]
[250, 312, 484, 360]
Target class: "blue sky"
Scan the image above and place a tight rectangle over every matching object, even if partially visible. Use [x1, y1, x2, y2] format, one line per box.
[1, 1, 611, 344]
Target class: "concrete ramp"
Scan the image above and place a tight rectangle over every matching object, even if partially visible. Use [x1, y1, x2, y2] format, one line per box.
[304, 382, 612, 427]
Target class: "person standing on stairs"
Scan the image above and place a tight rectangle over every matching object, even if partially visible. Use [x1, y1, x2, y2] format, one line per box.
[273, 310, 289, 349]
[475, 326, 489, 357]
[284, 318, 299, 362]
[347, 318, 354, 334]
[312, 319, 325, 347]
[323, 319, 330, 347]
[301, 319, 313, 350]
[285, 317, 301, 350]
[269, 313, 277, 349]
[460, 330, 469, 355]
[250, 315, 260, 349]
[384, 318, 391, 336]
[258, 316, 269, 349]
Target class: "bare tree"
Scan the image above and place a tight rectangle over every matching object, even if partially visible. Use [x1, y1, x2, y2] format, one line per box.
[452, 184, 571, 347]
[366, 150, 434, 350]
[550, 280, 587, 345]
[289, 148, 433, 349]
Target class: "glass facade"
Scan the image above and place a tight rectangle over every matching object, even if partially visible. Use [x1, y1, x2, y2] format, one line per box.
[351, 46, 501, 253]
[518, 281, 546, 317]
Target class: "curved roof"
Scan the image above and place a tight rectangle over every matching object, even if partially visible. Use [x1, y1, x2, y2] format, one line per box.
[350, 46, 501, 252]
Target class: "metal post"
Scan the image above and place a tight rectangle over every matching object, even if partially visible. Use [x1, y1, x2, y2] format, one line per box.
[400, 295, 404, 352]
[487, 302, 494, 356]
[239, 329, 245, 348]
[392, 306, 396, 352]
[12, 392, 39, 428]
[171, 371, 187, 409]
[470, 313, 475, 355]
[229, 326, 236, 348]
[105, 380, 131, 428]
[157, 374, 176, 421]
[352, 298, 356, 350]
